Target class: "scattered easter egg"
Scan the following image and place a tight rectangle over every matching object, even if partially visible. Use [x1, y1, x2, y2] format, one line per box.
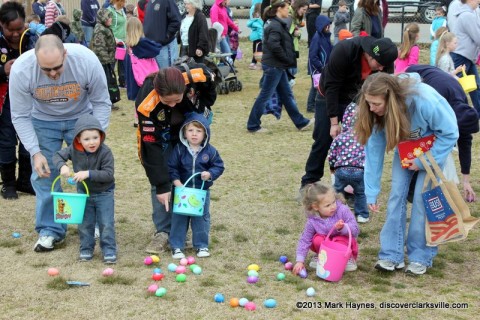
[247, 264, 260, 272]
[147, 284, 158, 293]
[189, 263, 199, 271]
[155, 287, 167, 297]
[167, 263, 177, 272]
[150, 255, 160, 263]
[179, 258, 188, 266]
[230, 298, 239, 307]
[279, 255, 288, 264]
[264, 299, 277, 308]
[247, 275, 258, 284]
[238, 298, 249, 307]
[284, 262, 293, 271]
[299, 268, 308, 278]
[186, 256, 196, 265]
[306, 287, 316, 297]
[102, 268, 114, 276]
[144, 256, 153, 265]
[153, 268, 162, 274]
[12, 232, 21, 238]
[192, 266, 202, 275]
[247, 270, 259, 277]
[47, 268, 59, 276]
[175, 265, 186, 274]
[67, 177, 75, 185]
[245, 302, 256, 311]
[152, 273, 164, 281]
[214, 293, 224, 303]
[276, 272, 286, 281]
[176, 274, 186, 282]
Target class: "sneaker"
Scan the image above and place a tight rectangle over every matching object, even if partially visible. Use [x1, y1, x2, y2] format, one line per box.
[345, 257, 358, 272]
[196, 248, 211, 258]
[357, 216, 370, 223]
[405, 262, 427, 275]
[145, 232, 169, 254]
[34, 235, 64, 252]
[103, 255, 117, 264]
[289, 79, 296, 87]
[299, 118, 315, 131]
[1, 185, 18, 200]
[79, 252, 93, 262]
[374, 259, 405, 272]
[248, 127, 268, 133]
[248, 63, 257, 70]
[172, 248, 186, 259]
[308, 257, 318, 269]
[94, 227, 100, 241]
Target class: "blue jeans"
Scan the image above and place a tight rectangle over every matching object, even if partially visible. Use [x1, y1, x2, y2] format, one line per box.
[333, 167, 368, 218]
[31, 118, 76, 240]
[247, 64, 309, 131]
[82, 25, 94, 47]
[170, 191, 210, 249]
[306, 81, 317, 112]
[219, 37, 231, 55]
[451, 52, 480, 114]
[155, 38, 179, 68]
[79, 189, 117, 257]
[379, 152, 438, 267]
[151, 185, 172, 234]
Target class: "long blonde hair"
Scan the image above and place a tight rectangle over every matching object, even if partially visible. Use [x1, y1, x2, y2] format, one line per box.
[435, 31, 456, 67]
[355, 73, 413, 151]
[125, 17, 144, 48]
[399, 23, 419, 59]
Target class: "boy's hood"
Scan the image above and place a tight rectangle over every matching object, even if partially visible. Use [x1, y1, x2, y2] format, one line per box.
[179, 113, 211, 149]
[97, 8, 112, 26]
[315, 15, 331, 34]
[73, 114, 105, 151]
[452, 3, 473, 17]
[73, 8, 82, 21]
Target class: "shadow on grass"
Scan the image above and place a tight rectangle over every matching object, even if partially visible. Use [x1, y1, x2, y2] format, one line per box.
[98, 275, 135, 285]
[0, 239, 21, 248]
[46, 276, 70, 290]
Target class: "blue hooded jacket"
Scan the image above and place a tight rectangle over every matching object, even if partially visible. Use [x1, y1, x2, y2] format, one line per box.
[168, 113, 225, 190]
[308, 15, 332, 75]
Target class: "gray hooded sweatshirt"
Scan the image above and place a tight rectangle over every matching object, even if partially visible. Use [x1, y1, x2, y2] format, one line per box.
[448, 3, 480, 61]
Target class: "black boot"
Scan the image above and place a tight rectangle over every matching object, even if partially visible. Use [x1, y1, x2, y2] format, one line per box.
[1, 161, 18, 199]
[16, 154, 35, 195]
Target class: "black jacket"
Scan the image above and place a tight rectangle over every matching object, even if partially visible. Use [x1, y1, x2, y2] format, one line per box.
[262, 17, 297, 69]
[143, 0, 181, 45]
[186, 10, 209, 61]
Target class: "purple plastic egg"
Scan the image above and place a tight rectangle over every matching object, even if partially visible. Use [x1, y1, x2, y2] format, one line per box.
[299, 268, 308, 278]
[247, 275, 258, 284]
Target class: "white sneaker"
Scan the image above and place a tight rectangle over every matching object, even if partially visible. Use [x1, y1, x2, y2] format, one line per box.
[405, 262, 427, 275]
[299, 118, 315, 131]
[345, 257, 357, 271]
[172, 248, 185, 259]
[196, 248, 211, 258]
[357, 216, 370, 223]
[375, 259, 405, 272]
[34, 235, 63, 252]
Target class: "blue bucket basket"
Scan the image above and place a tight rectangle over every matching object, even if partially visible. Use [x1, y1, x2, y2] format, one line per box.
[51, 176, 89, 224]
[173, 173, 206, 217]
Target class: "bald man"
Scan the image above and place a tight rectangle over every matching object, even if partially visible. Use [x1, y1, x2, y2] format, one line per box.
[9, 35, 111, 252]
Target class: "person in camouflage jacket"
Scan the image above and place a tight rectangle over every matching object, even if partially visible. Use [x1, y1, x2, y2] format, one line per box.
[91, 8, 115, 65]
[71, 8, 86, 44]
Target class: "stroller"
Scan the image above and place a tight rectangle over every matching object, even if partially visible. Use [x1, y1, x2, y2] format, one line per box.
[205, 28, 242, 95]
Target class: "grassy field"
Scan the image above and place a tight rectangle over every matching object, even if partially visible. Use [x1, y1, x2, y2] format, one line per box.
[1, 41, 479, 319]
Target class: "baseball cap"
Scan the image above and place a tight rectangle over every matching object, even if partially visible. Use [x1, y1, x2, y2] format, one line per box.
[361, 37, 398, 67]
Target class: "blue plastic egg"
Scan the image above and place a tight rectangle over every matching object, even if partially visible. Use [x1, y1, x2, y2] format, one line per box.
[238, 298, 249, 307]
[12, 232, 21, 238]
[67, 177, 76, 185]
[167, 263, 177, 272]
[214, 293, 224, 303]
[247, 270, 259, 277]
[264, 298, 277, 308]
[153, 268, 162, 274]
[279, 255, 288, 264]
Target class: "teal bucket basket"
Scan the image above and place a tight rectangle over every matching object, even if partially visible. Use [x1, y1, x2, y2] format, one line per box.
[173, 173, 206, 217]
[51, 176, 89, 224]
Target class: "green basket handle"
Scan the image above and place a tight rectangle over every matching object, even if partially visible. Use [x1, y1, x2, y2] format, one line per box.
[180, 172, 205, 190]
[51, 175, 90, 196]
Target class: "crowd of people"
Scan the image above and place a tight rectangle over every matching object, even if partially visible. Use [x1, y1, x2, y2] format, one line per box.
[0, 0, 478, 277]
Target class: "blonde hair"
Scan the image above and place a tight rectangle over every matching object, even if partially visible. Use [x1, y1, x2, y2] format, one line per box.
[355, 73, 413, 151]
[435, 31, 456, 67]
[301, 182, 344, 213]
[125, 17, 144, 48]
[399, 23, 419, 59]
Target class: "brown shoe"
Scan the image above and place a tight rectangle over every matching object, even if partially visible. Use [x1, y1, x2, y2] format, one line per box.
[145, 232, 169, 254]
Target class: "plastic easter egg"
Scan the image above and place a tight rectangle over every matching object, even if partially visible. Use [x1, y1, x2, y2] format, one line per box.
[153, 268, 162, 274]
[247, 276, 258, 284]
[189, 263, 199, 271]
[238, 298, 249, 307]
[306, 287, 316, 297]
[12, 232, 21, 238]
[179, 258, 188, 266]
[176, 274, 186, 282]
[284, 262, 293, 270]
[167, 263, 177, 272]
[192, 266, 202, 275]
[147, 284, 158, 293]
[186, 256, 196, 265]
[247, 264, 260, 272]
[247, 270, 259, 277]
[175, 265, 186, 274]
[152, 273, 164, 281]
[214, 293, 224, 303]
[47, 268, 59, 276]
[150, 255, 160, 263]
[245, 302, 256, 311]
[144, 256, 153, 265]
[230, 298, 239, 307]
[279, 255, 288, 264]
[155, 287, 167, 297]
[102, 268, 114, 276]
[264, 299, 277, 308]
[67, 177, 76, 185]
[299, 268, 308, 278]
[276, 272, 286, 281]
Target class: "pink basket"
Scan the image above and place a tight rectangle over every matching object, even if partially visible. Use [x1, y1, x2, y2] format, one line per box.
[115, 47, 126, 60]
[316, 224, 352, 282]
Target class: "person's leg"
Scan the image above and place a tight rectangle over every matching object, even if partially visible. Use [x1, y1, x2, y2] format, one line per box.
[16, 143, 35, 195]
[310, 233, 327, 253]
[150, 185, 172, 234]
[191, 192, 210, 249]
[78, 196, 96, 259]
[276, 70, 309, 129]
[82, 25, 94, 47]
[330, 235, 359, 260]
[306, 83, 317, 113]
[306, 13, 319, 46]
[169, 213, 189, 250]
[97, 190, 117, 258]
[155, 39, 179, 68]
[168, 38, 179, 66]
[117, 59, 125, 87]
[333, 168, 348, 195]
[246, 65, 283, 132]
[351, 170, 369, 219]
[0, 101, 19, 199]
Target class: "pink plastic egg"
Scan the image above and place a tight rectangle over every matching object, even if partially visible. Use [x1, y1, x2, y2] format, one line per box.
[245, 302, 256, 311]
[186, 256, 196, 265]
[179, 258, 188, 266]
[175, 265, 186, 274]
[284, 262, 293, 270]
[102, 268, 114, 276]
[147, 284, 158, 293]
[144, 256, 153, 265]
[47, 268, 59, 276]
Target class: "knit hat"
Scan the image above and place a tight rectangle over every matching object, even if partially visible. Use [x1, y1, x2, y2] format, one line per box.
[41, 21, 71, 43]
[361, 36, 398, 67]
[338, 29, 353, 41]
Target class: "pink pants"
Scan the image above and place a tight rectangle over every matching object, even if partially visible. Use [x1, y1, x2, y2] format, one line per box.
[310, 234, 359, 260]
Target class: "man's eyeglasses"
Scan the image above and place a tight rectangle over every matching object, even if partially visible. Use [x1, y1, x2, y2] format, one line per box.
[39, 56, 65, 72]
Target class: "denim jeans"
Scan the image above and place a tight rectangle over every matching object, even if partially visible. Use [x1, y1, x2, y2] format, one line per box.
[170, 191, 210, 249]
[247, 64, 309, 131]
[0, 99, 29, 164]
[151, 185, 172, 234]
[379, 152, 438, 267]
[31, 118, 77, 240]
[333, 167, 369, 218]
[219, 37, 231, 55]
[79, 189, 117, 257]
[451, 52, 480, 114]
[155, 38, 179, 68]
[82, 25, 94, 47]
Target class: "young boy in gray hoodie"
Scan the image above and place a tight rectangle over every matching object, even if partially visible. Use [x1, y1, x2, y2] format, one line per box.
[53, 113, 117, 264]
